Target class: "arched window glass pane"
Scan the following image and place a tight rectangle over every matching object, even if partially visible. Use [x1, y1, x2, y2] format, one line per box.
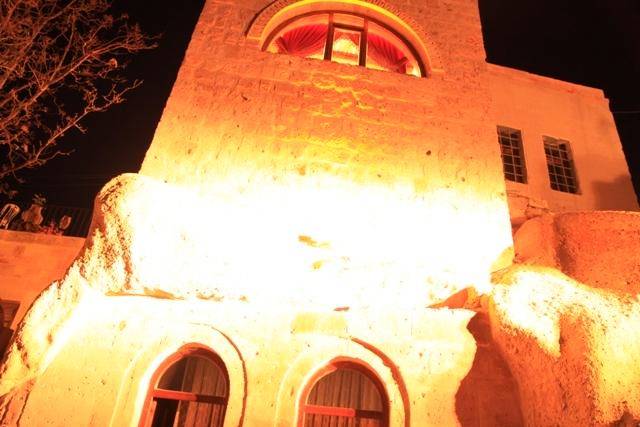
[266, 14, 329, 60]
[333, 13, 364, 27]
[265, 12, 423, 77]
[331, 28, 361, 66]
[308, 368, 383, 411]
[366, 22, 420, 77]
[157, 355, 227, 397]
[143, 352, 229, 427]
[302, 365, 388, 427]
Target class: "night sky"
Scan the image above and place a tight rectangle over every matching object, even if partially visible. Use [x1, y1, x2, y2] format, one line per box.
[11, 0, 640, 208]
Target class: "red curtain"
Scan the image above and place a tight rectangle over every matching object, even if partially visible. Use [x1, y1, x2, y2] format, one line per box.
[276, 25, 328, 57]
[367, 33, 408, 73]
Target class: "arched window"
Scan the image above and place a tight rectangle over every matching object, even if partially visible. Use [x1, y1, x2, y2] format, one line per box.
[140, 347, 229, 427]
[264, 12, 425, 77]
[300, 361, 389, 426]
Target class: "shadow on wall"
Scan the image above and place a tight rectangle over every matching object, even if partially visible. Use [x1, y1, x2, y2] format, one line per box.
[592, 174, 639, 211]
[455, 313, 524, 427]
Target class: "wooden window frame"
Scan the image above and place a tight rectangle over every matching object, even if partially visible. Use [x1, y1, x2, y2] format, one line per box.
[298, 360, 390, 426]
[0, 300, 20, 357]
[543, 136, 580, 194]
[263, 10, 426, 77]
[497, 126, 528, 184]
[0, 300, 20, 329]
[324, 15, 369, 67]
[139, 345, 230, 427]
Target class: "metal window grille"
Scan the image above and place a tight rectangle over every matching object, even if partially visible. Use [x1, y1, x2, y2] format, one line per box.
[0, 199, 92, 237]
[497, 126, 527, 183]
[41, 205, 92, 237]
[544, 137, 579, 194]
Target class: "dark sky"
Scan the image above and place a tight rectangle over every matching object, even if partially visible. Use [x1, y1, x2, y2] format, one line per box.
[12, 0, 640, 208]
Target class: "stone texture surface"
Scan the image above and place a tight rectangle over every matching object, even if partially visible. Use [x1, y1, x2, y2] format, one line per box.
[0, 230, 84, 328]
[139, 0, 515, 293]
[490, 266, 640, 426]
[0, 169, 481, 426]
[489, 64, 639, 217]
[0, 281, 478, 426]
[514, 211, 640, 294]
[62, 173, 506, 307]
[455, 312, 524, 427]
[0, 0, 639, 426]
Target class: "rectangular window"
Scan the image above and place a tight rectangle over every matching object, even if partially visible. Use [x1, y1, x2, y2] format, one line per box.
[1, 300, 19, 356]
[497, 126, 527, 183]
[544, 136, 579, 194]
[1, 300, 19, 329]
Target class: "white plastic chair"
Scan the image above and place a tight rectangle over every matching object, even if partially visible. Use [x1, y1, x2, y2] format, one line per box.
[0, 203, 20, 229]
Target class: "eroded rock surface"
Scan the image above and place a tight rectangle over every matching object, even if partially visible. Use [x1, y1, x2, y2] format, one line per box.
[490, 266, 640, 425]
[514, 211, 640, 294]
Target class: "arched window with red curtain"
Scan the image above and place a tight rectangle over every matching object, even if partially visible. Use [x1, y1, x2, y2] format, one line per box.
[367, 32, 408, 74]
[265, 12, 424, 77]
[275, 24, 328, 58]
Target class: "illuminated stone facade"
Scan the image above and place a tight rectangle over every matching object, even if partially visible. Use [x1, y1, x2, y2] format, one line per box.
[1, 0, 638, 426]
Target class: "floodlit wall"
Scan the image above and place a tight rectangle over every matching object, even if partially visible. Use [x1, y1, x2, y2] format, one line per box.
[0, 230, 84, 329]
[514, 211, 640, 294]
[0, 1, 522, 425]
[1, 294, 477, 426]
[139, 0, 515, 292]
[489, 64, 639, 223]
[1, 0, 639, 426]
[0, 175, 523, 426]
[487, 212, 640, 425]
[491, 265, 640, 425]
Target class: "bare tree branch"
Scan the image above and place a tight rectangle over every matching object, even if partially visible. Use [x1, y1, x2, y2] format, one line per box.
[0, 0, 156, 186]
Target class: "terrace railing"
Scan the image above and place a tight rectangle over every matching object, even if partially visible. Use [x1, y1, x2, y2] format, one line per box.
[1, 202, 92, 238]
[40, 204, 93, 237]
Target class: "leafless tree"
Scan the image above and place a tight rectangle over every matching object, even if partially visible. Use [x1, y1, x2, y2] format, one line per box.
[0, 0, 155, 193]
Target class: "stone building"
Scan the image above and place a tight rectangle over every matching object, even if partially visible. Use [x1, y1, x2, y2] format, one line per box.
[1, 0, 639, 425]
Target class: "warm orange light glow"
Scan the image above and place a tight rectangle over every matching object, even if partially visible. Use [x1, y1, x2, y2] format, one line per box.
[264, 11, 423, 76]
[331, 29, 360, 66]
[5, 0, 638, 424]
[80, 172, 512, 310]
[260, 0, 433, 74]
[491, 265, 640, 424]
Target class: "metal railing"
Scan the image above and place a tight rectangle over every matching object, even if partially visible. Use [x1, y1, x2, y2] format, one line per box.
[1, 202, 92, 238]
[40, 204, 93, 237]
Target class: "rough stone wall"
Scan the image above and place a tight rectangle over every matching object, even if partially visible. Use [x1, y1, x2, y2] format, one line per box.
[139, 0, 515, 290]
[0, 292, 477, 426]
[0, 174, 485, 427]
[513, 211, 640, 294]
[490, 266, 640, 426]
[487, 211, 640, 425]
[489, 64, 639, 221]
[455, 312, 524, 427]
[0, 230, 84, 329]
[4, 1, 639, 426]
[0, 1, 518, 421]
